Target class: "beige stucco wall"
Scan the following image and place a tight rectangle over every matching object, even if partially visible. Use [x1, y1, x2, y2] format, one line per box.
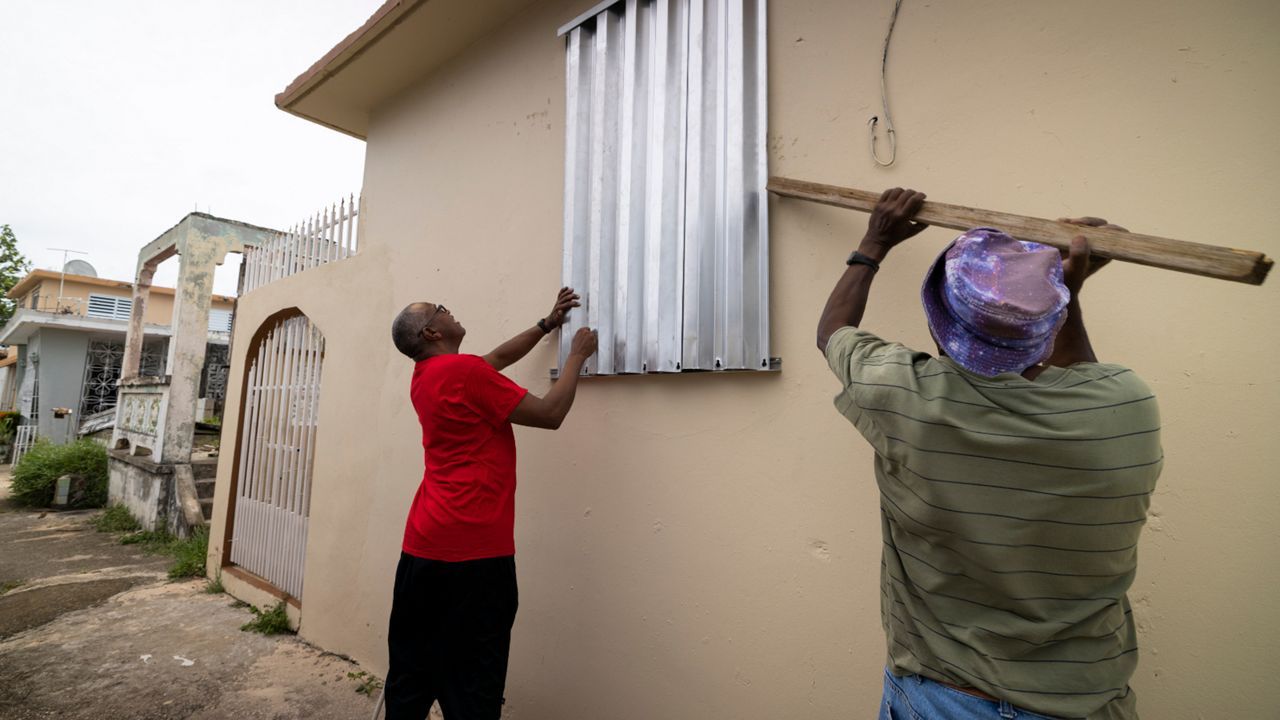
[207, 1, 1280, 716]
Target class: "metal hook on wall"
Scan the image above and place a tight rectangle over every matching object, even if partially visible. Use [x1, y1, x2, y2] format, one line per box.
[868, 115, 896, 167]
[867, 0, 905, 167]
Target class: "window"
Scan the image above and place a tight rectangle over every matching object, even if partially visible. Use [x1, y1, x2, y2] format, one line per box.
[558, 0, 768, 375]
[208, 309, 233, 333]
[86, 294, 133, 321]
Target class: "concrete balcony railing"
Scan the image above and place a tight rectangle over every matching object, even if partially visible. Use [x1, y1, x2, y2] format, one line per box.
[26, 296, 87, 316]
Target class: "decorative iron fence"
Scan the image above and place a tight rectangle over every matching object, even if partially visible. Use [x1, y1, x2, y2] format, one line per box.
[242, 195, 360, 293]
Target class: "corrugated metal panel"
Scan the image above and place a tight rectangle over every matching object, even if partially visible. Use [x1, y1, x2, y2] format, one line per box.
[560, 0, 768, 375]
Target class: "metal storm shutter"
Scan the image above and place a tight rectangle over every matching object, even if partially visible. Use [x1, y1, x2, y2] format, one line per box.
[559, 0, 769, 375]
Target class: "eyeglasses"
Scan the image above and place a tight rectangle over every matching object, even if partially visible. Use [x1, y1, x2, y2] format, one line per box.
[422, 304, 448, 333]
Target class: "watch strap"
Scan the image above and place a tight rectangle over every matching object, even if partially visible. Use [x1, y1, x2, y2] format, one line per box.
[846, 251, 881, 271]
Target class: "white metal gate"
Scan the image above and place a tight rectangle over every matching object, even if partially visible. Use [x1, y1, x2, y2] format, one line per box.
[12, 425, 37, 466]
[230, 314, 324, 600]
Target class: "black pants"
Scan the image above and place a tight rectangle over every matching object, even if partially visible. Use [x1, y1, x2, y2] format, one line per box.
[385, 553, 518, 720]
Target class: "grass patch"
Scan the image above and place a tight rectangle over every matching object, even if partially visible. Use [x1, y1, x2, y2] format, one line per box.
[93, 504, 141, 533]
[241, 601, 293, 635]
[204, 573, 225, 595]
[168, 527, 208, 579]
[0, 579, 24, 596]
[120, 529, 176, 552]
[11, 439, 108, 507]
[348, 671, 383, 696]
[93, 506, 209, 580]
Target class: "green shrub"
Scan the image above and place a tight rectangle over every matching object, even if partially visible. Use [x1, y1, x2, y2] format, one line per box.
[241, 601, 293, 635]
[168, 527, 209, 579]
[10, 439, 108, 507]
[93, 504, 141, 533]
[0, 411, 20, 440]
[120, 529, 176, 552]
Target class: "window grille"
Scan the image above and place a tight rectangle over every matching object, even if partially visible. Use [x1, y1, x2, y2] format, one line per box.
[86, 294, 133, 321]
[208, 309, 234, 333]
[558, 0, 769, 375]
[79, 339, 168, 416]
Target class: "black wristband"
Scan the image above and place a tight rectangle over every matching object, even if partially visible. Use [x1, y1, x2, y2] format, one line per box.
[846, 250, 881, 272]
[537, 318, 552, 334]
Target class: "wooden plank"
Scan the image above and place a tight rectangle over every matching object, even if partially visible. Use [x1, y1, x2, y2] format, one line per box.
[767, 177, 1272, 285]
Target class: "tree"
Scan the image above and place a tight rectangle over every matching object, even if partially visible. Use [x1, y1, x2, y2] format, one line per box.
[0, 224, 32, 328]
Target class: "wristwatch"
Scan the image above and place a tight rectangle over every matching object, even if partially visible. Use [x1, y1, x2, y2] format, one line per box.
[537, 318, 552, 334]
[846, 251, 881, 272]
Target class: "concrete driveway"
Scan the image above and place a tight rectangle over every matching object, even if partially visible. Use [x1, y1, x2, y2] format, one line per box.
[0, 468, 385, 719]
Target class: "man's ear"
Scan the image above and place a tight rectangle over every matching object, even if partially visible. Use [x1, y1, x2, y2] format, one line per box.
[423, 327, 444, 342]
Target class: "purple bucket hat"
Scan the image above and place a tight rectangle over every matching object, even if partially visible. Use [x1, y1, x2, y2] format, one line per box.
[921, 227, 1070, 377]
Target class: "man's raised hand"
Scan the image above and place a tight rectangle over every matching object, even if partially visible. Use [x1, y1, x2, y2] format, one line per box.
[1057, 217, 1125, 296]
[861, 188, 929, 258]
[569, 327, 598, 360]
[545, 287, 581, 330]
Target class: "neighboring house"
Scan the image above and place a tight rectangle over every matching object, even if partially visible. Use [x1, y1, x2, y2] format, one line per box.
[0, 268, 235, 443]
[204, 2, 1280, 718]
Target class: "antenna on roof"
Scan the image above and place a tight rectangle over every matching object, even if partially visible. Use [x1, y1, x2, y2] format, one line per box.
[48, 248, 88, 314]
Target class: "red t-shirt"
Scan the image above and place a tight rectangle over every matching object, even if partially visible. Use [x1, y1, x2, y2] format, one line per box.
[402, 353, 529, 561]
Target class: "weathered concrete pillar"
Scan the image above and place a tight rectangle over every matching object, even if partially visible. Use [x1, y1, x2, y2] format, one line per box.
[162, 236, 223, 464]
[121, 264, 156, 380]
[111, 213, 274, 536]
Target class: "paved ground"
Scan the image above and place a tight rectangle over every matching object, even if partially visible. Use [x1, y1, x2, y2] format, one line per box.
[0, 468, 389, 719]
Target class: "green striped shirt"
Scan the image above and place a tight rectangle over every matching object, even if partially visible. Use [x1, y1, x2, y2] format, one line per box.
[826, 327, 1162, 720]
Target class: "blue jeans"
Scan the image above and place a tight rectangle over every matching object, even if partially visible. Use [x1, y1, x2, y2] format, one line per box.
[880, 669, 1061, 720]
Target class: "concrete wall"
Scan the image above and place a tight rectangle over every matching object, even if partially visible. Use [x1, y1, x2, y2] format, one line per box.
[207, 1, 1280, 717]
[33, 328, 89, 441]
[108, 454, 172, 533]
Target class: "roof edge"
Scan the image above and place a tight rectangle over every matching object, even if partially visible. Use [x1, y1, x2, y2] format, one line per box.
[274, 0, 427, 128]
[7, 269, 236, 303]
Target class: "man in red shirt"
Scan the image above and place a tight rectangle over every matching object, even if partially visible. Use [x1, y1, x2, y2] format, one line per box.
[385, 287, 597, 720]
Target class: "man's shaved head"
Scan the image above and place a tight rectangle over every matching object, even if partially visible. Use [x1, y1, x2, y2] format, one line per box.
[392, 302, 433, 359]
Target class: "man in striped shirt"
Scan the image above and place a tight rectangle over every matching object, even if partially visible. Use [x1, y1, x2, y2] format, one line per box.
[818, 188, 1161, 719]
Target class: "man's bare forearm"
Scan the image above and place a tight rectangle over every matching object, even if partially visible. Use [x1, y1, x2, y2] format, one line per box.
[485, 326, 546, 371]
[539, 354, 587, 428]
[816, 188, 929, 353]
[1045, 235, 1105, 368]
[1044, 298, 1097, 367]
[816, 244, 882, 351]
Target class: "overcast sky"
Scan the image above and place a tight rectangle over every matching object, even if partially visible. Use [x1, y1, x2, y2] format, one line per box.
[0, 1, 383, 296]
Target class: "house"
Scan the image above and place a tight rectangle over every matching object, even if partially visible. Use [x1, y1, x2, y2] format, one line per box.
[205, 1, 1280, 717]
[0, 267, 235, 446]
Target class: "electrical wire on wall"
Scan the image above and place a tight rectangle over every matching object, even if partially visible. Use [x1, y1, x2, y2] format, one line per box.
[868, 0, 905, 167]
